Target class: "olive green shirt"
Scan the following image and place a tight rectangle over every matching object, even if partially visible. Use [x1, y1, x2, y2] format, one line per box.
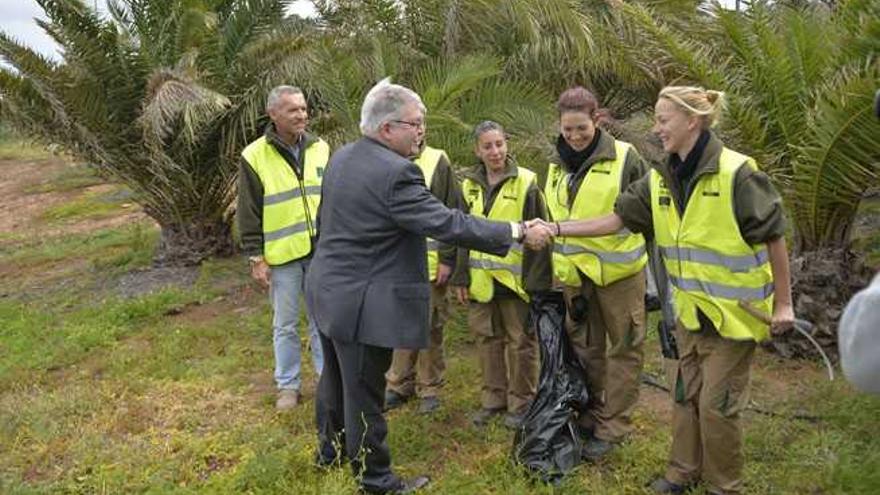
[547, 130, 649, 210]
[451, 158, 553, 294]
[423, 152, 464, 268]
[613, 132, 786, 244]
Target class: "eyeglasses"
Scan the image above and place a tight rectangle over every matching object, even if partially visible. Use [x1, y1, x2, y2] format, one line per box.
[391, 119, 425, 130]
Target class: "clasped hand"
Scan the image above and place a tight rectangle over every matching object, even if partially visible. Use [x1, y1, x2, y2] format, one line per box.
[522, 219, 555, 250]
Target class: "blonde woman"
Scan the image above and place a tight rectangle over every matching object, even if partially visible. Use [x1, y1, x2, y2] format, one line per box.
[538, 87, 794, 494]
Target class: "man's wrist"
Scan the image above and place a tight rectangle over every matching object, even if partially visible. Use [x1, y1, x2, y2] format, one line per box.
[248, 255, 264, 265]
[510, 221, 524, 243]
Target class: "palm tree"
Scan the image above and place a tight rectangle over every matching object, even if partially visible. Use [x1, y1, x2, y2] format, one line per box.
[301, 5, 558, 170]
[0, 0, 314, 265]
[619, 0, 880, 253]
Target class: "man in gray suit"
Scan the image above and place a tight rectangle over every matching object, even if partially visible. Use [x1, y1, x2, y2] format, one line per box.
[307, 80, 547, 494]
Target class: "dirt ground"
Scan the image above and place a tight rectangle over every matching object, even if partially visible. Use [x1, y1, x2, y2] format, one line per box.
[0, 158, 146, 239]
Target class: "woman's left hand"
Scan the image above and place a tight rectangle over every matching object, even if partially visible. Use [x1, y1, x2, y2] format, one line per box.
[771, 302, 795, 335]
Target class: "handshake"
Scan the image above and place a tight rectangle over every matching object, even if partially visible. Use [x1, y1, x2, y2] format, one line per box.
[521, 219, 557, 250]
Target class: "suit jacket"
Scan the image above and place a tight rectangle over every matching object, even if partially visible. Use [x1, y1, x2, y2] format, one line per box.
[306, 137, 512, 349]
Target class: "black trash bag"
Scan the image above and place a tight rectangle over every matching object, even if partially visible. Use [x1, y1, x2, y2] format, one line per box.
[512, 291, 590, 483]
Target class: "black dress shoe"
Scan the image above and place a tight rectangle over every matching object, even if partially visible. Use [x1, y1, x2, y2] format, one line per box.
[363, 475, 430, 494]
[393, 475, 430, 494]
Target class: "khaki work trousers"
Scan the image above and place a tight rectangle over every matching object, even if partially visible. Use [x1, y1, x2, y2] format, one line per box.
[564, 269, 646, 442]
[468, 296, 538, 414]
[385, 285, 449, 398]
[665, 323, 756, 495]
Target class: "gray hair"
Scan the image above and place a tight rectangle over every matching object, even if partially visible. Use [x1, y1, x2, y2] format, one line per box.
[473, 120, 506, 141]
[266, 85, 304, 111]
[359, 78, 426, 136]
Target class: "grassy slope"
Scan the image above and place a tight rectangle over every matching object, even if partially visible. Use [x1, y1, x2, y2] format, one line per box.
[1, 154, 878, 494]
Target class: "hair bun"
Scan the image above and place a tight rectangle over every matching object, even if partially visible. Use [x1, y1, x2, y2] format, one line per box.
[706, 90, 724, 105]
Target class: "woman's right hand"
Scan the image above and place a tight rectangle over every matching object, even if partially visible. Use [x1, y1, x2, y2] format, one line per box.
[454, 286, 469, 304]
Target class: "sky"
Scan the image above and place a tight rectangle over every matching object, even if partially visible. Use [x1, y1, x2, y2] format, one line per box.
[0, 0, 318, 62]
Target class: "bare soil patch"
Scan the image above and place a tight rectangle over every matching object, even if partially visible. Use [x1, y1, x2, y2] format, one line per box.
[0, 158, 151, 245]
[113, 266, 200, 299]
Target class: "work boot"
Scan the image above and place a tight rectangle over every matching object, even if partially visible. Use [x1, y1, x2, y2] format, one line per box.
[582, 437, 615, 461]
[276, 389, 300, 410]
[647, 477, 689, 494]
[417, 396, 440, 414]
[503, 411, 526, 430]
[575, 422, 595, 441]
[384, 390, 411, 411]
[469, 406, 505, 427]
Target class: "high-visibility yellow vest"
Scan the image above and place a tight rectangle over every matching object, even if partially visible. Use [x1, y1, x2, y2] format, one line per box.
[462, 167, 535, 303]
[545, 140, 647, 287]
[414, 146, 447, 282]
[241, 136, 328, 266]
[650, 147, 774, 341]
[544, 161, 581, 287]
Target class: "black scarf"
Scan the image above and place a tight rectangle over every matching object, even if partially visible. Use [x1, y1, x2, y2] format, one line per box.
[556, 129, 602, 173]
[668, 129, 710, 210]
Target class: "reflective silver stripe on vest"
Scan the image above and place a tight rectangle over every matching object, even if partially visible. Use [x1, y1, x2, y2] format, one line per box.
[470, 259, 522, 275]
[659, 246, 768, 272]
[264, 185, 322, 206]
[264, 221, 309, 242]
[553, 243, 645, 264]
[426, 239, 439, 251]
[670, 276, 774, 301]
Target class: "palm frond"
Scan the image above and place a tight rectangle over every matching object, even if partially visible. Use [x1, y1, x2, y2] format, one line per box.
[791, 63, 880, 249]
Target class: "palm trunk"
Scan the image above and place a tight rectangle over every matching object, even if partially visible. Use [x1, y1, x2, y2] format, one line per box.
[154, 219, 235, 266]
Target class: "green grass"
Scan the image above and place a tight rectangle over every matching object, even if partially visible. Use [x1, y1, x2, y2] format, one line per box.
[0, 222, 156, 267]
[2, 269, 878, 494]
[1, 158, 878, 494]
[23, 165, 105, 194]
[38, 187, 135, 223]
[0, 139, 51, 161]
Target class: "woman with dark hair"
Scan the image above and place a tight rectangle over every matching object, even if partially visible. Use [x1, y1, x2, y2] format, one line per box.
[451, 121, 552, 429]
[543, 86, 650, 461]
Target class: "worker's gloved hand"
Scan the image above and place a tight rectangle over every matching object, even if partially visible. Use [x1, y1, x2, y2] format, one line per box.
[569, 295, 588, 323]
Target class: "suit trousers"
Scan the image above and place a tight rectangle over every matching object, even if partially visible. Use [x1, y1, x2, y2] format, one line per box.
[315, 332, 399, 492]
[563, 269, 646, 442]
[665, 323, 756, 495]
[468, 296, 538, 414]
[386, 284, 449, 398]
